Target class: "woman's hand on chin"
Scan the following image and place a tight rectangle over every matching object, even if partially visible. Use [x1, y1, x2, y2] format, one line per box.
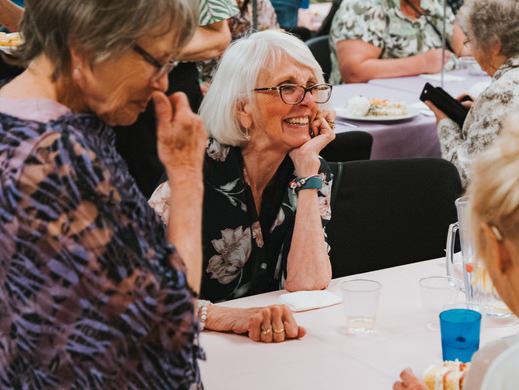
[289, 109, 336, 177]
[205, 304, 306, 343]
[153, 91, 207, 178]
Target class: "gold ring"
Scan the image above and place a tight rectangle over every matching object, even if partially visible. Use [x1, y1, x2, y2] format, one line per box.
[273, 327, 285, 334]
[261, 327, 272, 335]
[328, 121, 335, 129]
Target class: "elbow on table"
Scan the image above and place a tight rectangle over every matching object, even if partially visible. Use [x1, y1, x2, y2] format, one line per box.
[340, 67, 371, 84]
[284, 275, 331, 293]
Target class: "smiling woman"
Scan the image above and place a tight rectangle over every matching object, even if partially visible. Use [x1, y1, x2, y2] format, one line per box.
[149, 30, 335, 343]
[0, 0, 211, 388]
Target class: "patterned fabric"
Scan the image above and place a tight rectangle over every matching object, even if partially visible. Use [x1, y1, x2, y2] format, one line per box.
[437, 56, 519, 189]
[199, 0, 239, 26]
[448, 0, 463, 14]
[329, 0, 457, 84]
[196, 0, 239, 83]
[149, 138, 333, 302]
[228, 0, 278, 41]
[199, 0, 278, 83]
[0, 111, 203, 389]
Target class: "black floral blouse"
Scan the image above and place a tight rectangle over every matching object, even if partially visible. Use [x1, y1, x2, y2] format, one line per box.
[0, 111, 202, 389]
[150, 138, 333, 302]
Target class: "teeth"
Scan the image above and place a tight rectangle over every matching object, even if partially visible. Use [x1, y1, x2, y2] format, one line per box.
[285, 117, 309, 125]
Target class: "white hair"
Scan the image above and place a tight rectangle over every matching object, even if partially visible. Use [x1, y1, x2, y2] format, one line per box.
[199, 30, 325, 147]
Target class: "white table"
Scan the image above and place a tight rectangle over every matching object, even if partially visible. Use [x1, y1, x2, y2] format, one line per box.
[330, 83, 441, 159]
[200, 258, 519, 389]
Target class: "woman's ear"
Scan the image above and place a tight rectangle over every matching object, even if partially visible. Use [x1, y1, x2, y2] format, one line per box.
[481, 223, 512, 274]
[236, 100, 253, 130]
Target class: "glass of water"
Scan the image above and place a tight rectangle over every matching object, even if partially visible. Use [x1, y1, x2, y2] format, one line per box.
[341, 279, 381, 335]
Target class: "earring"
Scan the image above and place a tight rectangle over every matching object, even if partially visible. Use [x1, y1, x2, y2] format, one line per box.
[243, 127, 250, 140]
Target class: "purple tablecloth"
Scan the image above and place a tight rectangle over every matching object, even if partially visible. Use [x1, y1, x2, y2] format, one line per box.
[329, 83, 441, 160]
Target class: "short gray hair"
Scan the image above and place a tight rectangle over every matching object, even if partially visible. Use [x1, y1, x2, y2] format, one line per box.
[199, 30, 326, 147]
[458, 0, 519, 58]
[9, 0, 197, 79]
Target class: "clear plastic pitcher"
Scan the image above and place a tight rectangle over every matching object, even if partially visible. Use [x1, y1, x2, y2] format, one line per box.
[446, 196, 512, 317]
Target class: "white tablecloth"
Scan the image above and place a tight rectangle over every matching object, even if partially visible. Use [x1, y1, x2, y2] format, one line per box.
[200, 258, 519, 389]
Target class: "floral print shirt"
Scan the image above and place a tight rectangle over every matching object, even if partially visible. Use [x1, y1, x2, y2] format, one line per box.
[329, 0, 457, 84]
[0, 110, 202, 389]
[150, 138, 333, 302]
[437, 56, 519, 189]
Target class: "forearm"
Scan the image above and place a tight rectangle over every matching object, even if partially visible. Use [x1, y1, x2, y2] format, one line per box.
[178, 22, 231, 62]
[285, 190, 331, 291]
[166, 170, 204, 293]
[341, 55, 427, 83]
[0, 0, 23, 32]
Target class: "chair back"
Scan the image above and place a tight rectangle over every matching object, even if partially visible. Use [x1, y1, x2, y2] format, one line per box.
[305, 35, 331, 82]
[327, 159, 462, 277]
[320, 131, 372, 162]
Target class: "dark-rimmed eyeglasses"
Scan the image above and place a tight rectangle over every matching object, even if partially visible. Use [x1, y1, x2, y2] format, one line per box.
[133, 44, 178, 82]
[253, 83, 333, 105]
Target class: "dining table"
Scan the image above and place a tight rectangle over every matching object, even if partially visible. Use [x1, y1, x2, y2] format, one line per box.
[330, 70, 491, 160]
[199, 257, 519, 389]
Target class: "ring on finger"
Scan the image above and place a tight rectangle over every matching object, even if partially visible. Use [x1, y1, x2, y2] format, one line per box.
[261, 327, 272, 335]
[328, 120, 335, 129]
[273, 327, 285, 334]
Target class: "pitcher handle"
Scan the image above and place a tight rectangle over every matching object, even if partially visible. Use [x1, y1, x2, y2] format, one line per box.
[446, 222, 459, 277]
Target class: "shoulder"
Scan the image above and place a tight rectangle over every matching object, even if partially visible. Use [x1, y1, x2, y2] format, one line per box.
[199, 0, 239, 25]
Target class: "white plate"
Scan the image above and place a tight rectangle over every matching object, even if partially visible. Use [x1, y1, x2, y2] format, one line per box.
[335, 105, 421, 122]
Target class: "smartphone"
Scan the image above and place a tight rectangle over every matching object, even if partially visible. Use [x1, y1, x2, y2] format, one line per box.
[419, 83, 469, 127]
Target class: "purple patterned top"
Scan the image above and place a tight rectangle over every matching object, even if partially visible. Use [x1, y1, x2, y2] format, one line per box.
[0, 104, 203, 389]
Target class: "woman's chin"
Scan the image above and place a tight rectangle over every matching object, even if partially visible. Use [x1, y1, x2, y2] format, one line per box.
[101, 108, 141, 127]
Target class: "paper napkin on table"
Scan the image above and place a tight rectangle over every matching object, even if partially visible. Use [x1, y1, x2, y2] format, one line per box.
[419, 73, 466, 82]
[279, 290, 342, 312]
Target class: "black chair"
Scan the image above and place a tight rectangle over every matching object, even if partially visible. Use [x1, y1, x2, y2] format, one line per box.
[327, 159, 462, 278]
[320, 131, 373, 162]
[305, 35, 331, 82]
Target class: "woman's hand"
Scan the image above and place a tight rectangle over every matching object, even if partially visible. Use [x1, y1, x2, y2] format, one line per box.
[289, 110, 336, 177]
[393, 368, 427, 390]
[153, 91, 207, 176]
[425, 93, 474, 124]
[421, 49, 453, 74]
[424, 100, 448, 123]
[206, 304, 306, 343]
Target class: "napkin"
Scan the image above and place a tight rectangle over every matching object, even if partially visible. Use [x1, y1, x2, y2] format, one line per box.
[279, 290, 342, 312]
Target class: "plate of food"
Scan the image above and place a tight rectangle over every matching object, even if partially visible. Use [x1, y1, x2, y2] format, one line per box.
[335, 95, 420, 122]
[0, 32, 22, 53]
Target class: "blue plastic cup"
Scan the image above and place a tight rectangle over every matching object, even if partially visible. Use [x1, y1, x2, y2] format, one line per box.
[439, 308, 481, 362]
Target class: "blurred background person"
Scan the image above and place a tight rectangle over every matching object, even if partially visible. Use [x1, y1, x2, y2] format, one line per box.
[425, 0, 519, 189]
[0, 0, 22, 32]
[394, 118, 519, 389]
[114, 0, 238, 198]
[329, 0, 470, 84]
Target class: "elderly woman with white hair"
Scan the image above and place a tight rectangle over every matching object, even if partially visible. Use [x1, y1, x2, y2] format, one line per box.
[425, 0, 519, 189]
[150, 30, 335, 341]
[394, 120, 519, 389]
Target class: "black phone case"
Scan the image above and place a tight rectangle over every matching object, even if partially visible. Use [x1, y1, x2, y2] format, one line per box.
[419, 83, 469, 127]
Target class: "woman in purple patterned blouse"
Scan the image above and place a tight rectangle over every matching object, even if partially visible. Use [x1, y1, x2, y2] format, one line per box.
[0, 0, 208, 388]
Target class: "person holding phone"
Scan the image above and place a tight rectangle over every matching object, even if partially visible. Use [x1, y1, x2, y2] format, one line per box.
[150, 30, 334, 310]
[424, 0, 519, 189]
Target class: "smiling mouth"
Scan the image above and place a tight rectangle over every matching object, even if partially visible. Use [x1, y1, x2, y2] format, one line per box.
[284, 116, 309, 126]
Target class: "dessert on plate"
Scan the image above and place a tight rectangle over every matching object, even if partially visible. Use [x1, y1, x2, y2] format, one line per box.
[345, 95, 408, 117]
[423, 360, 471, 390]
[0, 32, 22, 47]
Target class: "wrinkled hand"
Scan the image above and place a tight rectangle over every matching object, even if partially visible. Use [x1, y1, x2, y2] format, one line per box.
[206, 304, 306, 343]
[153, 91, 207, 175]
[456, 93, 475, 110]
[289, 110, 336, 177]
[422, 49, 453, 74]
[424, 100, 448, 123]
[393, 368, 427, 390]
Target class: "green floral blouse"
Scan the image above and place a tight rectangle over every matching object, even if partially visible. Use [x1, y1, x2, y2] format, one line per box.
[329, 0, 456, 84]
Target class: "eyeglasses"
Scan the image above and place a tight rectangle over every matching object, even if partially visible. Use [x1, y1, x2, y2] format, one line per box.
[253, 83, 333, 105]
[133, 44, 178, 82]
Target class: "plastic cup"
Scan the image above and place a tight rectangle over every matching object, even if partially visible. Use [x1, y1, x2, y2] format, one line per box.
[440, 308, 481, 362]
[341, 279, 381, 335]
[419, 276, 460, 331]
